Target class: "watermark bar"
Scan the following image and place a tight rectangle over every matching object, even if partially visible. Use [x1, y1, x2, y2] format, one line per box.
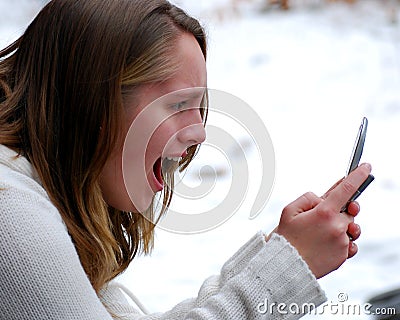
[257, 293, 397, 317]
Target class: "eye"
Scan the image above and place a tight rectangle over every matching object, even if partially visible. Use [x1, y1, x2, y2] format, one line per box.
[170, 101, 188, 111]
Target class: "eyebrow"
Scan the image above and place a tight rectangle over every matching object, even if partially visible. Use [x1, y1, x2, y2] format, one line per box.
[170, 88, 206, 100]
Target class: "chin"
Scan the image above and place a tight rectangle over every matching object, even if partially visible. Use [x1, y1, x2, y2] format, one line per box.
[104, 194, 149, 214]
[127, 192, 155, 214]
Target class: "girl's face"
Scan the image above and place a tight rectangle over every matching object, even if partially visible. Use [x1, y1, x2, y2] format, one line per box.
[100, 32, 207, 212]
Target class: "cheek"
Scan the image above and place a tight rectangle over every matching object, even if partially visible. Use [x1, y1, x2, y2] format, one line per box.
[147, 121, 178, 156]
[102, 145, 153, 213]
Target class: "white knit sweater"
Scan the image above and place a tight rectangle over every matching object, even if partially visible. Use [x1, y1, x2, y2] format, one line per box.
[0, 145, 326, 319]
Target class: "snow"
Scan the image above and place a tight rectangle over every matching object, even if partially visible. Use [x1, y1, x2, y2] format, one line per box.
[1, 0, 400, 319]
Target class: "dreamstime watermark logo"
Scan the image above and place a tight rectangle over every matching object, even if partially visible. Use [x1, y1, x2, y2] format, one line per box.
[257, 292, 397, 316]
[122, 87, 275, 234]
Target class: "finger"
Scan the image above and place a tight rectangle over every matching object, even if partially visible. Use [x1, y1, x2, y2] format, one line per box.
[347, 222, 361, 241]
[284, 192, 323, 215]
[321, 177, 344, 200]
[348, 241, 358, 259]
[346, 201, 360, 217]
[343, 212, 354, 225]
[323, 163, 372, 211]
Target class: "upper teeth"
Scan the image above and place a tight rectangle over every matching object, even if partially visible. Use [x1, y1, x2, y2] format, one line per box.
[165, 156, 181, 162]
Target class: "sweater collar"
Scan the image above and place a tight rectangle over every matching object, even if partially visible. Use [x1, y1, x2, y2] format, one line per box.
[0, 145, 42, 185]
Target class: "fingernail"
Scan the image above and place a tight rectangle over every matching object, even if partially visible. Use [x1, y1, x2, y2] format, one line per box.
[361, 163, 372, 171]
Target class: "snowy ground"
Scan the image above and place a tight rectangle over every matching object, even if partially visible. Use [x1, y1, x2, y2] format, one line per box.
[1, 0, 400, 319]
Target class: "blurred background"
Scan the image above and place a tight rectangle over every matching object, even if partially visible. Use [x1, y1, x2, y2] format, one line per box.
[1, 0, 400, 318]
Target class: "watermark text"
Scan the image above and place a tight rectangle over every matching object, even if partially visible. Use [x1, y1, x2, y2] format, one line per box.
[257, 293, 397, 316]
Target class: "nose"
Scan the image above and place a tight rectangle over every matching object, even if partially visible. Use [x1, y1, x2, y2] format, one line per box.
[177, 111, 206, 147]
[177, 122, 206, 147]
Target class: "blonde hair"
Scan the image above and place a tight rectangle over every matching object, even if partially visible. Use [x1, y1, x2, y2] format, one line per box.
[0, 0, 207, 293]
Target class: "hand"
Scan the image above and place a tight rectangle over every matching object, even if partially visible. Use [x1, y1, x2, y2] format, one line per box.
[273, 163, 371, 279]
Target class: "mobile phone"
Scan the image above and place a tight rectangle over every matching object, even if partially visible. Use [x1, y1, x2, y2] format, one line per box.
[341, 117, 374, 212]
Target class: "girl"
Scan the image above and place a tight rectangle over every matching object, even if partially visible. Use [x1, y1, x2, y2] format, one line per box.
[0, 0, 371, 319]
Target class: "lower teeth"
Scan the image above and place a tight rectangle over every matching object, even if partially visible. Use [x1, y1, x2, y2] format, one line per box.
[162, 158, 180, 172]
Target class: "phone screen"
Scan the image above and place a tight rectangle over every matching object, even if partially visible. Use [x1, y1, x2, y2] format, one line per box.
[341, 117, 374, 212]
[346, 117, 368, 176]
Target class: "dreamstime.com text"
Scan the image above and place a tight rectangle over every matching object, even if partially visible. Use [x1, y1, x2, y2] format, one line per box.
[257, 293, 397, 316]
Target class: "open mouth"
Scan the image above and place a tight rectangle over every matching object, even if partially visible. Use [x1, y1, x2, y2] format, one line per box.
[151, 157, 182, 192]
[151, 152, 187, 193]
[153, 157, 163, 187]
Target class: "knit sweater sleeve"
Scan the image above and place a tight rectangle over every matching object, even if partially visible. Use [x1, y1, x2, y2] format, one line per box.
[101, 232, 327, 320]
[0, 149, 326, 319]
